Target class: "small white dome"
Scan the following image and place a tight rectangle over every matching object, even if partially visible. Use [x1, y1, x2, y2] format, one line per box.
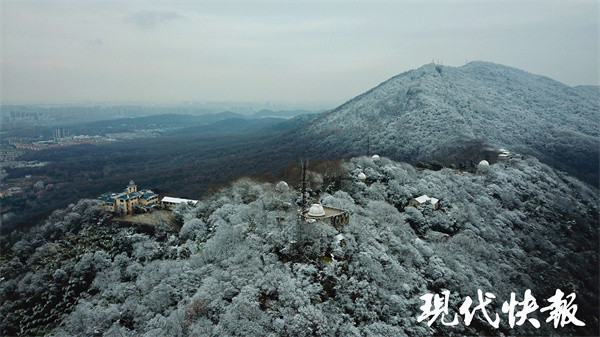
[275, 181, 289, 192]
[478, 160, 490, 167]
[308, 204, 326, 217]
[358, 172, 367, 181]
[372, 154, 380, 160]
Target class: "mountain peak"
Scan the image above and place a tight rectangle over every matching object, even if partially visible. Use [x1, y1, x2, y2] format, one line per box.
[300, 61, 599, 185]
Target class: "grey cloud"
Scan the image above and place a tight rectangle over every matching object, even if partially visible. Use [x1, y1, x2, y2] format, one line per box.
[1, 3, 597, 104]
[126, 10, 182, 29]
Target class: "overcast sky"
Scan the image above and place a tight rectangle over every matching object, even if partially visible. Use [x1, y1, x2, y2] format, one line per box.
[1, 1, 598, 107]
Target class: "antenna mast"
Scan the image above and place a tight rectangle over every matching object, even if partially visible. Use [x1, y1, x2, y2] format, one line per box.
[301, 157, 307, 211]
[295, 157, 309, 252]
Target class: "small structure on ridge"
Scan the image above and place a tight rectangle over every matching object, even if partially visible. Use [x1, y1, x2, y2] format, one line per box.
[409, 195, 440, 210]
[161, 196, 199, 210]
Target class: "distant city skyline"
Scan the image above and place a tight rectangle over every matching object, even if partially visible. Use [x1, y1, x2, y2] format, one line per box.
[2, 1, 598, 106]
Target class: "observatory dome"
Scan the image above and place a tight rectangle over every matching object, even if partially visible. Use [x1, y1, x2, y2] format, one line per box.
[477, 160, 490, 172]
[308, 204, 326, 217]
[358, 172, 367, 181]
[275, 181, 289, 192]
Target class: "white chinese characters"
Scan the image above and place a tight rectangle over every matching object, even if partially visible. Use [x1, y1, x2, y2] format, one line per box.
[418, 289, 584, 329]
[540, 289, 586, 328]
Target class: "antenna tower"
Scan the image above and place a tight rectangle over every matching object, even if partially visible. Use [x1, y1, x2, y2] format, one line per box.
[301, 157, 308, 211]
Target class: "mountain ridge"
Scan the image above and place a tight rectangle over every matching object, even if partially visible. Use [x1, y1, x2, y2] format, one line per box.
[298, 61, 599, 185]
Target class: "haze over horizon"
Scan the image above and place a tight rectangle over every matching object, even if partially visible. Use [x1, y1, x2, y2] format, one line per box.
[2, 1, 598, 106]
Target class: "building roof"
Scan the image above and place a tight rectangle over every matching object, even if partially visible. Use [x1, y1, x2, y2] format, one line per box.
[414, 195, 430, 203]
[161, 196, 198, 205]
[414, 195, 439, 205]
[140, 192, 158, 199]
[116, 191, 141, 200]
[128, 180, 136, 186]
[98, 193, 115, 203]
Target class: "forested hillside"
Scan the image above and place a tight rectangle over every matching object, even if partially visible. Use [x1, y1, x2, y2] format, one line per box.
[5, 62, 597, 235]
[300, 62, 599, 185]
[2, 156, 597, 336]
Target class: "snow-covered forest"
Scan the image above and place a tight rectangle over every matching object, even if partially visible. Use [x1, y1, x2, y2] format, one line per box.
[301, 61, 599, 185]
[1, 156, 597, 336]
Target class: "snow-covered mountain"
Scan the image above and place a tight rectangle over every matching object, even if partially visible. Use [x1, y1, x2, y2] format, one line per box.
[299, 61, 599, 184]
[3, 156, 598, 336]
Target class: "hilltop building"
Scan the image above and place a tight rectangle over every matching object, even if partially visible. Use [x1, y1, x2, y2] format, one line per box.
[161, 196, 199, 210]
[498, 148, 511, 161]
[409, 195, 440, 210]
[302, 203, 349, 228]
[98, 180, 159, 215]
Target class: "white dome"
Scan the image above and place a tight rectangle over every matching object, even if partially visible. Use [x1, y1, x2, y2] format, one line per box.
[478, 160, 490, 167]
[308, 204, 326, 217]
[358, 172, 367, 181]
[372, 154, 380, 160]
[275, 181, 289, 192]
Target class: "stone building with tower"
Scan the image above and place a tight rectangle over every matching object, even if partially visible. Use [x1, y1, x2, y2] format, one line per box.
[98, 180, 159, 215]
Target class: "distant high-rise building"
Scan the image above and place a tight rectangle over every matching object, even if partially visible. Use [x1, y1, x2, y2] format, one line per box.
[53, 128, 65, 141]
